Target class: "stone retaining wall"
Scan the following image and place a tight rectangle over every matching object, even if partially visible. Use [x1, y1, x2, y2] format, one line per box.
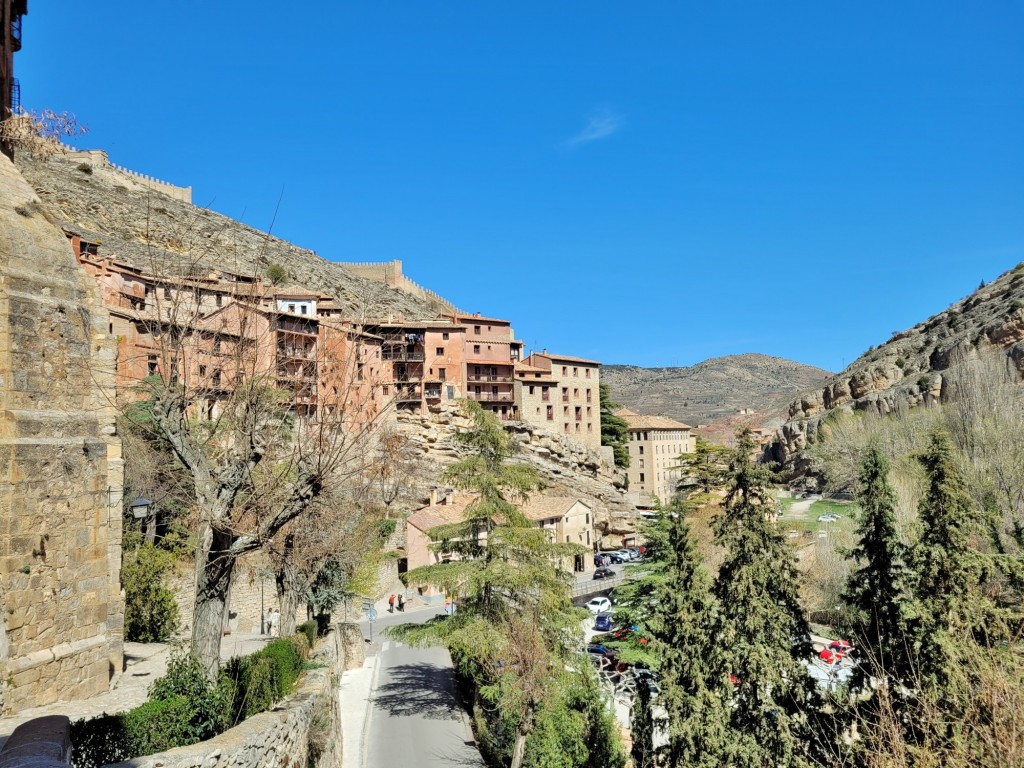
[106, 623, 364, 768]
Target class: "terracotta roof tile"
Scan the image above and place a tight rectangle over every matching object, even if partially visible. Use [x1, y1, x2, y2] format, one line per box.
[615, 408, 693, 430]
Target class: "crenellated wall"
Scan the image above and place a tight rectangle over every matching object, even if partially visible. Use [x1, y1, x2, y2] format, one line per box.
[0, 153, 123, 713]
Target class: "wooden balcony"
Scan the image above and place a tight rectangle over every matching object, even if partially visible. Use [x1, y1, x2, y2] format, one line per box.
[467, 391, 514, 403]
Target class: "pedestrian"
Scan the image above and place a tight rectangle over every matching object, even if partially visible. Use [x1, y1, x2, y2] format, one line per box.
[398, 594, 405, 612]
[388, 594, 395, 613]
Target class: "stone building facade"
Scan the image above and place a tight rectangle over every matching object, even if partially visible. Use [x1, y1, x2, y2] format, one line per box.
[520, 352, 602, 452]
[617, 408, 695, 506]
[0, 154, 123, 712]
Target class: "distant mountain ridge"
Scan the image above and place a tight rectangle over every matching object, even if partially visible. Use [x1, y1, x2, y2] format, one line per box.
[603, 354, 833, 429]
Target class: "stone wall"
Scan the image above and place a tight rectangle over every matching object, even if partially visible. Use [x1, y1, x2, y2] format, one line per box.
[168, 557, 304, 639]
[0, 154, 123, 712]
[107, 623, 365, 768]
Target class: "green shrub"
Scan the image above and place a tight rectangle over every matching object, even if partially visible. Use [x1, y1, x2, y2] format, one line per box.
[122, 543, 180, 642]
[122, 697, 199, 755]
[149, 651, 230, 737]
[70, 713, 133, 768]
[297, 619, 318, 647]
[265, 263, 287, 285]
[221, 636, 305, 723]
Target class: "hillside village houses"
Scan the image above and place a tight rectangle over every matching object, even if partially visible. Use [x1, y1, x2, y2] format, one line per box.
[617, 408, 696, 507]
[405, 489, 596, 602]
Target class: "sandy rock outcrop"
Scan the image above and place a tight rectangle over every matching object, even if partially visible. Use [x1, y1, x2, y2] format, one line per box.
[771, 263, 1024, 470]
[396, 405, 640, 536]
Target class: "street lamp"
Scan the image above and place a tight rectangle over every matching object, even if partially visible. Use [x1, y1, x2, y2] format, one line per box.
[129, 498, 155, 544]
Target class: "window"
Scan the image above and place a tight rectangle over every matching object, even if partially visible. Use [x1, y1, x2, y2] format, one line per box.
[573, 367, 578, 376]
[439, 368, 446, 381]
[562, 366, 568, 375]
[383, 385, 389, 395]
[199, 365, 207, 376]
[436, 347, 444, 356]
[474, 325, 481, 335]
[163, 287, 171, 300]
[639, 473, 645, 483]
[442, 332, 450, 340]
[147, 355, 158, 375]
[215, 294, 223, 307]
[473, 345, 481, 354]
[585, 513, 590, 524]
[575, 406, 582, 421]
[573, 388, 579, 398]
[585, 368, 591, 378]
[357, 364, 364, 381]
[288, 304, 296, 313]
[639, 459, 644, 468]
[564, 423, 570, 433]
[588, 423, 592, 432]
[546, 405, 553, 420]
[586, 389, 592, 403]
[528, 386, 535, 395]
[639, 446, 644, 455]
[575, 422, 580, 432]
[212, 369, 222, 386]
[587, 406, 592, 417]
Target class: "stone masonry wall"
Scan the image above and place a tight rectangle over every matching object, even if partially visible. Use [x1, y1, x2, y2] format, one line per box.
[0, 153, 123, 712]
[107, 623, 365, 768]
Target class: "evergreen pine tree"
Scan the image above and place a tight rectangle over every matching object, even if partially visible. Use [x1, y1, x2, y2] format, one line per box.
[650, 506, 730, 767]
[599, 384, 631, 468]
[712, 428, 816, 768]
[911, 430, 981, 690]
[842, 445, 916, 690]
[630, 674, 656, 768]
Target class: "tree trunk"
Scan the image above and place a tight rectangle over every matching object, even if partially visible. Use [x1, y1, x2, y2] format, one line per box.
[276, 561, 303, 637]
[510, 726, 529, 768]
[191, 522, 237, 679]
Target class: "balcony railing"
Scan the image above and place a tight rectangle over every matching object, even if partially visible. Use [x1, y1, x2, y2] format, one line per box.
[425, 388, 442, 400]
[467, 374, 513, 383]
[396, 387, 422, 403]
[467, 391, 515, 403]
[382, 348, 426, 362]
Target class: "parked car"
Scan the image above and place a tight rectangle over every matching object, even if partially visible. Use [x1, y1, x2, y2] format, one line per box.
[594, 612, 613, 631]
[593, 566, 615, 580]
[587, 643, 617, 658]
[625, 547, 641, 559]
[593, 554, 610, 567]
[585, 597, 612, 614]
[607, 552, 627, 564]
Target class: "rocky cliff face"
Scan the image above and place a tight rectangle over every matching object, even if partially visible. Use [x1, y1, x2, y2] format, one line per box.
[603, 354, 832, 427]
[771, 262, 1024, 467]
[396, 405, 640, 540]
[15, 151, 447, 318]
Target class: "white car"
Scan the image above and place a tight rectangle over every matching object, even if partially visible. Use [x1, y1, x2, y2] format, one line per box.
[585, 597, 612, 614]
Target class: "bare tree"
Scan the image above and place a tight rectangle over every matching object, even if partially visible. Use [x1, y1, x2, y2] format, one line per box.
[107, 254, 392, 675]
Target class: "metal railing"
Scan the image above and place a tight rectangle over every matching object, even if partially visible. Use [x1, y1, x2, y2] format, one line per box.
[467, 374, 513, 383]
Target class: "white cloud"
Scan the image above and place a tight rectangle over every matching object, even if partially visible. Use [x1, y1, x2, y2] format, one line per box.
[566, 108, 622, 148]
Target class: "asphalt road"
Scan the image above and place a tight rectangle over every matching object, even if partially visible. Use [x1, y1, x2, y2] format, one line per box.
[365, 641, 484, 768]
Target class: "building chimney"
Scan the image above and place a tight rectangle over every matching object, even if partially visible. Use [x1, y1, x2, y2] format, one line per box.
[542, 348, 547, 355]
[428, 487, 438, 506]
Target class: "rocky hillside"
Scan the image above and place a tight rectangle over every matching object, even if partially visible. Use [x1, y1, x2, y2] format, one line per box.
[15, 150, 446, 318]
[603, 354, 833, 428]
[771, 262, 1024, 466]
[396, 405, 641, 542]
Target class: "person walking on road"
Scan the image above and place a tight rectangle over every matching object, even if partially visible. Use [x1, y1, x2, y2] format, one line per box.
[398, 594, 405, 612]
[388, 594, 396, 613]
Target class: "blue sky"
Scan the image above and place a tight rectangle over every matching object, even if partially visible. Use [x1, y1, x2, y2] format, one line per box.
[20, 2, 1024, 372]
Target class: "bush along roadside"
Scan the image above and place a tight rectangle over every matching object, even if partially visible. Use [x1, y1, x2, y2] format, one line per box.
[70, 636, 310, 768]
